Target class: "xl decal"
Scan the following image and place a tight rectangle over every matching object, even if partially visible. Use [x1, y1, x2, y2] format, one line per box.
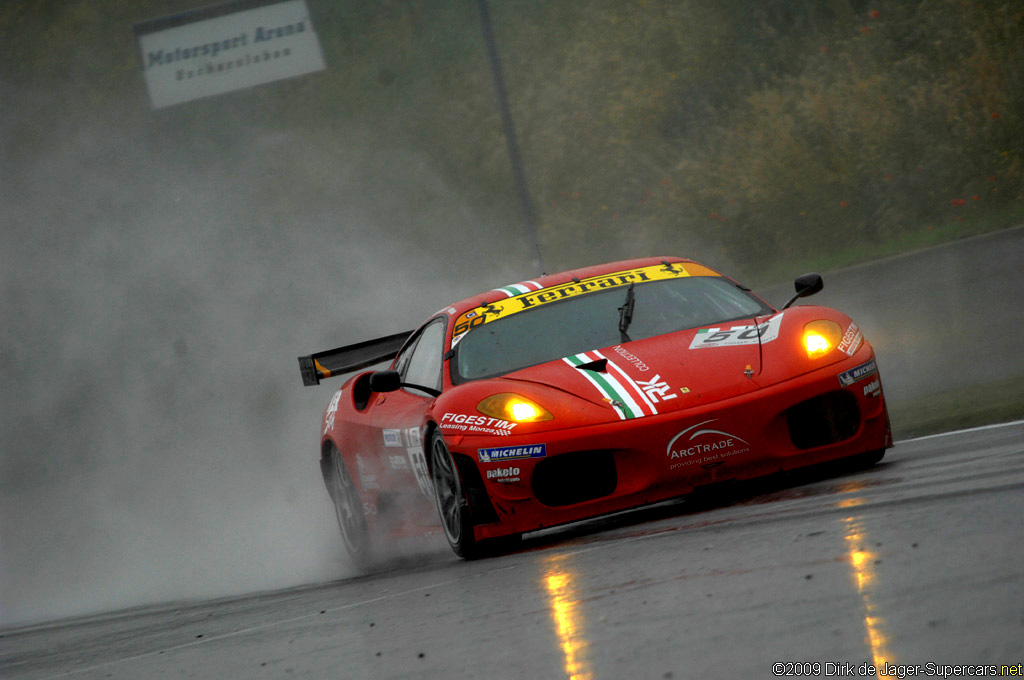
[636, 374, 677, 403]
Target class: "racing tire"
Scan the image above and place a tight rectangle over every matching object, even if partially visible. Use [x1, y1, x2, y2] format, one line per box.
[430, 430, 490, 559]
[326, 443, 375, 571]
[859, 448, 886, 466]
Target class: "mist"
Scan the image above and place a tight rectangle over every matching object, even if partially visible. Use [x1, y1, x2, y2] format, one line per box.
[0, 87, 533, 626]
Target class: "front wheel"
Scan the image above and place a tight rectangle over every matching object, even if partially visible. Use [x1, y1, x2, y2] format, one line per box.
[430, 431, 524, 559]
[430, 430, 485, 559]
[325, 443, 374, 571]
[858, 448, 886, 466]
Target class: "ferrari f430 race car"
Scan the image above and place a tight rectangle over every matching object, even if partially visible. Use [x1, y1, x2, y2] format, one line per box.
[299, 258, 891, 564]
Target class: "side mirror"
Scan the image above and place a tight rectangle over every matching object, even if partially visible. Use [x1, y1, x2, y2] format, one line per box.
[782, 273, 823, 309]
[368, 369, 402, 393]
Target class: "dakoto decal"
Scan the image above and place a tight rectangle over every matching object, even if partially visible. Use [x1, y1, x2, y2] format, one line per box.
[689, 314, 784, 349]
[478, 444, 547, 463]
[485, 466, 521, 482]
[838, 358, 878, 387]
[863, 379, 881, 397]
[389, 455, 409, 470]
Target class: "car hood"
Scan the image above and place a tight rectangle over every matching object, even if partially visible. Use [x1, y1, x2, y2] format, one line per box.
[498, 313, 784, 421]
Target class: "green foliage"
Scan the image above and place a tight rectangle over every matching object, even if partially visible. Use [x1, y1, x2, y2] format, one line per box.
[2, 0, 1021, 280]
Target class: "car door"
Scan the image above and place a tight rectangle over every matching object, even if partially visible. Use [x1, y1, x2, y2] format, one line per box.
[366, 317, 446, 500]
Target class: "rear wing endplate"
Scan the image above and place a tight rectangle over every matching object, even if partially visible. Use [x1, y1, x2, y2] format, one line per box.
[298, 330, 413, 386]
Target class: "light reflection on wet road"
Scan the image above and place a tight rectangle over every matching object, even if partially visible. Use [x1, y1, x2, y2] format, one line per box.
[842, 515, 893, 675]
[543, 555, 593, 680]
[2, 422, 1022, 679]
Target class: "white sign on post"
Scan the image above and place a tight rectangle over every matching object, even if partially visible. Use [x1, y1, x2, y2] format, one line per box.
[134, 0, 326, 109]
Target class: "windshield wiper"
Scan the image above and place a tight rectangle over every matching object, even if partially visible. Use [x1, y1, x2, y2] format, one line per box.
[618, 282, 635, 343]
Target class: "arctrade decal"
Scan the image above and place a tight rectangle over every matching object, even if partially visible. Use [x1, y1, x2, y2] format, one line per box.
[478, 444, 547, 463]
[838, 322, 864, 356]
[666, 419, 750, 470]
[564, 350, 659, 419]
[451, 262, 719, 341]
[440, 413, 517, 437]
[689, 313, 784, 350]
[838, 359, 878, 387]
[485, 466, 521, 483]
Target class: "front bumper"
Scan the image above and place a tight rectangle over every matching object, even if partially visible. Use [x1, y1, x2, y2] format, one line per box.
[445, 346, 890, 541]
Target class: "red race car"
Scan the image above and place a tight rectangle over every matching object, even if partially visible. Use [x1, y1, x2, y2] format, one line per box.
[299, 257, 891, 564]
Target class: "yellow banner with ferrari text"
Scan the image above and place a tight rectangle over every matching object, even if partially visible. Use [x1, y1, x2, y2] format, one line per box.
[452, 262, 720, 339]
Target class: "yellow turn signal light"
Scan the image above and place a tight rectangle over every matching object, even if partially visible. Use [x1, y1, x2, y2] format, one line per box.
[803, 320, 843, 359]
[477, 393, 554, 423]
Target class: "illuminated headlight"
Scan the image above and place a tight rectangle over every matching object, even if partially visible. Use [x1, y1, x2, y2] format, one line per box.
[477, 393, 554, 423]
[802, 320, 843, 359]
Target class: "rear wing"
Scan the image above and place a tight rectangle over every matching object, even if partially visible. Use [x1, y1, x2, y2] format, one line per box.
[298, 330, 413, 386]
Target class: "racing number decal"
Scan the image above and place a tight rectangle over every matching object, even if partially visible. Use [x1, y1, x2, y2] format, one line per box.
[689, 314, 784, 350]
[407, 447, 432, 498]
[399, 427, 432, 498]
[702, 327, 762, 344]
[452, 313, 487, 338]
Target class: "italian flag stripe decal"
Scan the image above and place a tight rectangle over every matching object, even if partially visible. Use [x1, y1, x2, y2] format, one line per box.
[563, 352, 647, 420]
[594, 350, 659, 416]
[491, 281, 543, 298]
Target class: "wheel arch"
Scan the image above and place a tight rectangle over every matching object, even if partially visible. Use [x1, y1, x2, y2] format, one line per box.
[422, 420, 439, 478]
[320, 437, 372, 503]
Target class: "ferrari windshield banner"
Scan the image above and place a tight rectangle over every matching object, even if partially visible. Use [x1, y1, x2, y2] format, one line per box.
[134, 0, 325, 109]
[452, 262, 720, 340]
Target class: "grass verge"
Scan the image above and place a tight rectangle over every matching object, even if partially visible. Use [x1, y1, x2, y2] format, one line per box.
[748, 205, 1024, 288]
[889, 376, 1024, 440]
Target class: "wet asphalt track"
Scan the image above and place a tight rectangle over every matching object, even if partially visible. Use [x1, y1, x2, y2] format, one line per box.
[3, 422, 1022, 680]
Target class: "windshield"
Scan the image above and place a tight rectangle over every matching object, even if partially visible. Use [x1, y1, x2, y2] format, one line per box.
[453, 276, 772, 381]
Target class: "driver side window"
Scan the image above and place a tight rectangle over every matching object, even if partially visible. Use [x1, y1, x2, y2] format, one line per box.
[400, 319, 446, 394]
